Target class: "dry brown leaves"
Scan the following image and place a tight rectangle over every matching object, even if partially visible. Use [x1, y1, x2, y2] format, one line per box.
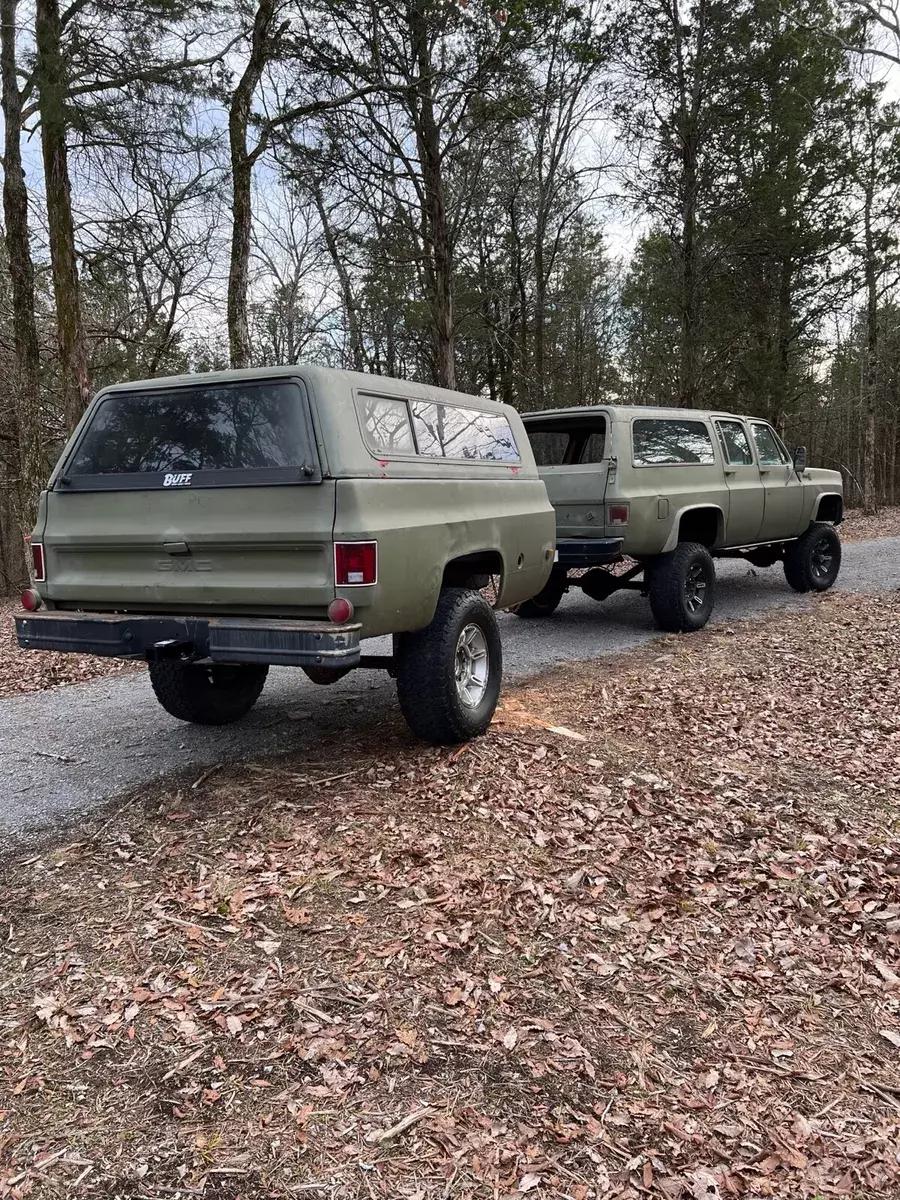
[0, 601, 141, 700]
[841, 507, 900, 543]
[1, 592, 899, 1199]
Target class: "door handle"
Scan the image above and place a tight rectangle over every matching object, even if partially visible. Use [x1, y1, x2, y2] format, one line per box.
[723, 468, 736, 476]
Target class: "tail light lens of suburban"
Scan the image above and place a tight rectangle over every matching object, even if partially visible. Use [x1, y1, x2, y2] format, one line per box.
[606, 503, 630, 527]
[30, 541, 45, 581]
[334, 541, 377, 586]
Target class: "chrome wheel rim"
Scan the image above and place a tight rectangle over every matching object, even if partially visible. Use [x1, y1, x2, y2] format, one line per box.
[684, 562, 708, 613]
[810, 537, 834, 581]
[455, 623, 489, 708]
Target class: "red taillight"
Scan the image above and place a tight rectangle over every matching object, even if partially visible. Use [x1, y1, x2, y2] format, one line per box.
[31, 542, 45, 581]
[328, 597, 355, 624]
[334, 542, 377, 586]
[607, 503, 629, 526]
[20, 588, 42, 612]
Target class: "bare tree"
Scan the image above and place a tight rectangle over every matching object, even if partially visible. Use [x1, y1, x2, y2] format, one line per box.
[34, 0, 91, 433]
[1, 0, 45, 540]
[225, 0, 387, 369]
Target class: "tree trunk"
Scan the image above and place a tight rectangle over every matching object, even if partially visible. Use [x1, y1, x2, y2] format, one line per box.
[408, 1, 455, 390]
[313, 183, 365, 371]
[1, 0, 44, 551]
[677, 162, 699, 409]
[34, 0, 91, 434]
[227, 0, 275, 370]
[534, 223, 546, 406]
[671, 0, 705, 410]
[773, 255, 793, 428]
[862, 183, 878, 515]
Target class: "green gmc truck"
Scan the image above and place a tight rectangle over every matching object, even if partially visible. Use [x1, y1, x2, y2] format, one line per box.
[518, 405, 844, 631]
[16, 367, 556, 744]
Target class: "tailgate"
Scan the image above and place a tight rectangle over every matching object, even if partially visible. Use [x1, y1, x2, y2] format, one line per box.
[42, 484, 337, 614]
[39, 374, 337, 615]
[538, 464, 612, 539]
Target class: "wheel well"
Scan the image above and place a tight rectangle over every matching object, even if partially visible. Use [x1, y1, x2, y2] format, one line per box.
[815, 494, 843, 524]
[676, 507, 721, 548]
[442, 550, 504, 590]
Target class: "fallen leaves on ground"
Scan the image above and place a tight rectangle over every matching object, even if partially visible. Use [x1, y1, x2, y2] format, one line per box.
[0, 600, 142, 700]
[841, 506, 900, 542]
[1, 592, 899, 1198]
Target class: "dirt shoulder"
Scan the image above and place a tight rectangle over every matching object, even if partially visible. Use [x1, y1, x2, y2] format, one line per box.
[1, 592, 899, 1199]
[0, 600, 141, 700]
[841, 505, 900, 542]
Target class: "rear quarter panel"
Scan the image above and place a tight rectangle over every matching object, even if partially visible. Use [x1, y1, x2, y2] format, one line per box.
[334, 477, 555, 636]
[316, 373, 555, 633]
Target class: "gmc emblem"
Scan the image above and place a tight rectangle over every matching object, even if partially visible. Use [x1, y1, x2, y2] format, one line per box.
[155, 559, 212, 572]
[163, 472, 193, 487]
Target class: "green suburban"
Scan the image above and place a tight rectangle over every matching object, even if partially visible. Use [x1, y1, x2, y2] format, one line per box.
[16, 366, 556, 743]
[518, 405, 844, 631]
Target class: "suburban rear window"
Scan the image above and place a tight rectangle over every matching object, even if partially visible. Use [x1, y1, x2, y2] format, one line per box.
[60, 380, 321, 490]
[632, 419, 715, 466]
[410, 401, 519, 462]
[526, 419, 607, 466]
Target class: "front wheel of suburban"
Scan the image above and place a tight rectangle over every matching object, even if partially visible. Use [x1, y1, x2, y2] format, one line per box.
[148, 661, 268, 726]
[783, 522, 841, 593]
[394, 588, 502, 744]
[648, 542, 715, 633]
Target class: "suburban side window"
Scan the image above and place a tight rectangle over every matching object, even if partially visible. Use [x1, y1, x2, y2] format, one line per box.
[716, 420, 754, 466]
[411, 401, 519, 462]
[751, 422, 787, 467]
[528, 430, 572, 465]
[582, 431, 606, 463]
[632, 419, 715, 466]
[359, 394, 415, 454]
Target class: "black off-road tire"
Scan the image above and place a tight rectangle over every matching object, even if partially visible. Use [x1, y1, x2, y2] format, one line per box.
[783, 522, 841, 593]
[648, 541, 716, 633]
[394, 588, 502, 745]
[148, 661, 268, 726]
[514, 573, 567, 619]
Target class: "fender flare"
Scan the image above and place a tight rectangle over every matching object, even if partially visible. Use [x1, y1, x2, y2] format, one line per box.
[661, 504, 726, 553]
[813, 492, 843, 524]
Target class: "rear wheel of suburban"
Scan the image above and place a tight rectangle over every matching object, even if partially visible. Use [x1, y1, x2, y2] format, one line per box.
[783, 522, 841, 593]
[148, 660, 268, 725]
[648, 542, 715, 633]
[394, 587, 502, 744]
[514, 573, 567, 618]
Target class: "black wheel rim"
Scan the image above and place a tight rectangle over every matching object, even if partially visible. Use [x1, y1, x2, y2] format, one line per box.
[810, 537, 834, 581]
[684, 562, 708, 613]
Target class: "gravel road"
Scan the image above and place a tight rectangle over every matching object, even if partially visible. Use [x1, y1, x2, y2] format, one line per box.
[2, 535, 898, 837]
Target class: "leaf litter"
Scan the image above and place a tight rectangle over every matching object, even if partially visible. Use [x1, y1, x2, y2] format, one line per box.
[0, 601, 141, 699]
[0, 590, 898, 1198]
[840, 506, 900, 543]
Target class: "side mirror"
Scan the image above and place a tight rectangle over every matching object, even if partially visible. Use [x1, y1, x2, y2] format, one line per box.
[793, 445, 807, 474]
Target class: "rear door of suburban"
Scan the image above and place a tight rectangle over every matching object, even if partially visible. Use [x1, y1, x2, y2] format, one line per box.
[713, 418, 765, 545]
[524, 412, 612, 538]
[41, 376, 337, 615]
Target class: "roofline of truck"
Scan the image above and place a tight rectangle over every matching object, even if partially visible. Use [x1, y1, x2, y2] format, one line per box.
[522, 405, 760, 423]
[91, 364, 517, 414]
